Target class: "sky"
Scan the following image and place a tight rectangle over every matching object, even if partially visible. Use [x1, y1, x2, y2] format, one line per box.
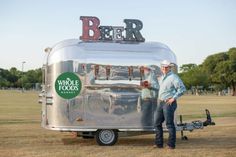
[0, 0, 236, 71]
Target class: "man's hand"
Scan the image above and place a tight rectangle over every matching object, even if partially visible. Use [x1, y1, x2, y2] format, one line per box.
[166, 98, 175, 105]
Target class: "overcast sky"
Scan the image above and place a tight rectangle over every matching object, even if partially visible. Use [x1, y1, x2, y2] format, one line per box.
[0, 0, 236, 71]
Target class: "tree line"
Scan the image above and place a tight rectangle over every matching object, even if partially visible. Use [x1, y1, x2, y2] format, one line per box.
[179, 47, 236, 96]
[0, 67, 42, 90]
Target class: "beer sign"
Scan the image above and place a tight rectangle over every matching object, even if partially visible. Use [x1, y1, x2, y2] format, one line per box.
[80, 16, 145, 42]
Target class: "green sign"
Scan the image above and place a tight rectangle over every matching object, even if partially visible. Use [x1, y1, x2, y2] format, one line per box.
[55, 72, 82, 99]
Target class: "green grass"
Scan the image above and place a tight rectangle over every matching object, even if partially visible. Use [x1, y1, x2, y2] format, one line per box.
[177, 95, 236, 120]
[0, 90, 236, 157]
[0, 90, 40, 120]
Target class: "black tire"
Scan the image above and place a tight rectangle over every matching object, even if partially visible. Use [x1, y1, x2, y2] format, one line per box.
[95, 129, 118, 146]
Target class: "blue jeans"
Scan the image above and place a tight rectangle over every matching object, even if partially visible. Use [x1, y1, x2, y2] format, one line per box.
[154, 100, 177, 148]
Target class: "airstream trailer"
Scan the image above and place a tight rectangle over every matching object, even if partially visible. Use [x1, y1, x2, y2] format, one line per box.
[39, 39, 214, 145]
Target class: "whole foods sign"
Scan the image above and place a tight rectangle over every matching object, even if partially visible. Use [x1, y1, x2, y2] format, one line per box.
[80, 16, 145, 42]
[55, 72, 82, 99]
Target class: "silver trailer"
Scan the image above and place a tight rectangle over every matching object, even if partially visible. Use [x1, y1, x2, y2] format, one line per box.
[39, 39, 214, 145]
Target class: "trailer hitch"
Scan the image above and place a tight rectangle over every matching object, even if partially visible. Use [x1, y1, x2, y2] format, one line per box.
[178, 109, 215, 140]
[203, 109, 215, 126]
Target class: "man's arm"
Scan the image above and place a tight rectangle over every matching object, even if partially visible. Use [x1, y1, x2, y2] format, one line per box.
[172, 75, 186, 100]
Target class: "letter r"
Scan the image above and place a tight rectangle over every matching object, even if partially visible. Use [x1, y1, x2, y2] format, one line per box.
[124, 19, 145, 42]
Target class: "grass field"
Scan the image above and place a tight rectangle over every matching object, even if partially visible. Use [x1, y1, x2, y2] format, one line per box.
[0, 90, 236, 157]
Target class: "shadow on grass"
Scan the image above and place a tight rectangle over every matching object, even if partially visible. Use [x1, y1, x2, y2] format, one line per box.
[62, 137, 96, 146]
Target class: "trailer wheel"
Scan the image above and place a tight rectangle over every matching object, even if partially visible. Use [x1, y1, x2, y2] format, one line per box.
[95, 129, 118, 146]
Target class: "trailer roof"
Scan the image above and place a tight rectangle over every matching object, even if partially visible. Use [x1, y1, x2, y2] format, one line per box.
[47, 39, 177, 66]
